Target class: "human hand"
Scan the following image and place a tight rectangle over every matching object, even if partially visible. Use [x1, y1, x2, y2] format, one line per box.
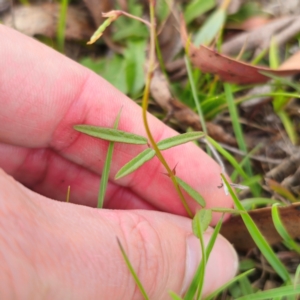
[0, 25, 238, 299]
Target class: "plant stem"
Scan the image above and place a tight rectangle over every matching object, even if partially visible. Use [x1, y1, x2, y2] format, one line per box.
[142, 0, 192, 217]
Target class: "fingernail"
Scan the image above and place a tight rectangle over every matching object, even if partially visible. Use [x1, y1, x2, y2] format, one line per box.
[181, 233, 238, 296]
[181, 234, 202, 295]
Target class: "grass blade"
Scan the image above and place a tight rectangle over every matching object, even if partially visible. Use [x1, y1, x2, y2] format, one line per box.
[185, 215, 223, 299]
[57, 0, 68, 52]
[176, 176, 206, 207]
[277, 110, 298, 145]
[271, 204, 300, 254]
[205, 269, 255, 300]
[204, 214, 223, 261]
[184, 55, 209, 155]
[169, 291, 183, 300]
[294, 265, 300, 288]
[221, 174, 291, 283]
[157, 132, 204, 151]
[224, 83, 259, 196]
[206, 136, 248, 179]
[117, 238, 150, 300]
[98, 110, 122, 208]
[241, 197, 279, 211]
[236, 284, 300, 300]
[74, 125, 148, 144]
[184, 213, 206, 300]
[115, 148, 155, 179]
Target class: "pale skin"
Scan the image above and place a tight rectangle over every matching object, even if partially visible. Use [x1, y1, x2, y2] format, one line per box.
[0, 25, 238, 299]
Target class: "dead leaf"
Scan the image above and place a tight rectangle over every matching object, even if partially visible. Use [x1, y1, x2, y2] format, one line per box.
[181, 16, 300, 84]
[2, 4, 94, 40]
[222, 16, 296, 56]
[220, 202, 300, 251]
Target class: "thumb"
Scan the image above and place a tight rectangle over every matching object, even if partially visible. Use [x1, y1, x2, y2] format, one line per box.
[0, 169, 238, 299]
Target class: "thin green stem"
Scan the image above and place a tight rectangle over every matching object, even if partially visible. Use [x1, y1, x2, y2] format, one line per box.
[142, 1, 192, 217]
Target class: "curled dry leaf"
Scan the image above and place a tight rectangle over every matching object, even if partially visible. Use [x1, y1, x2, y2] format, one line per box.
[220, 202, 300, 251]
[180, 16, 300, 84]
[2, 4, 94, 40]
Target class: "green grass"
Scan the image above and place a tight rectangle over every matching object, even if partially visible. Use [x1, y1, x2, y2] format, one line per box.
[56, 0, 69, 53]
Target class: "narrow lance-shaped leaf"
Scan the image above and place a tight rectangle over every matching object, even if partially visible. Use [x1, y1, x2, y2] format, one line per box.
[74, 125, 148, 145]
[98, 110, 122, 208]
[115, 131, 205, 179]
[157, 131, 204, 151]
[175, 176, 205, 207]
[115, 148, 155, 179]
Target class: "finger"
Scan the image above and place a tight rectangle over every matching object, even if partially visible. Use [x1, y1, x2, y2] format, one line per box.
[0, 143, 157, 210]
[0, 169, 238, 299]
[0, 26, 232, 220]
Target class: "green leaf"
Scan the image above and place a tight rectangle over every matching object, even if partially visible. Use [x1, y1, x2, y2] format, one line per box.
[115, 148, 155, 179]
[175, 176, 206, 207]
[269, 37, 280, 69]
[194, 8, 226, 46]
[206, 136, 248, 179]
[192, 209, 212, 238]
[221, 174, 291, 283]
[277, 110, 298, 145]
[157, 132, 204, 150]
[185, 209, 207, 300]
[124, 40, 146, 96]
[169, 292, 183, 300]
[74, 125, 148, 144]
[185, 216, 223, 300]
[241, 197, 280, 211]
[184, 0, 215, 25]
[271, 204, 300, 254]
[205, 269, 255, 300]
[56, 0, 68, 52]
[224, 83, 259, 196]
[236, 285, 300, 300]
[113, 1, 148, 41]
[294, 265, 300, 288]
[80, 55, 128, 94]
[117, 238, 150, 300]
[98, 110, 122, 208]
[205, 214, 223, 260]
[184, 56, 209, 141]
